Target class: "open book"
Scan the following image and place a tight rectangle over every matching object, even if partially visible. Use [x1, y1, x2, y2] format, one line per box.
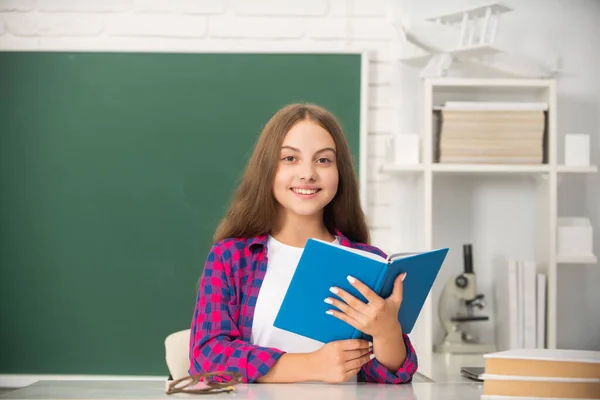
[273, 238, 449, 343]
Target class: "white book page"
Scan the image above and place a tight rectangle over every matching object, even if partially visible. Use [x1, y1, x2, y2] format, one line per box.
[310, 238, 387, 263]
[387, 249, 446, 262]
[387, 252, 420, 262]
[484, 348, 600, 364]
[480, 374, 600, 383]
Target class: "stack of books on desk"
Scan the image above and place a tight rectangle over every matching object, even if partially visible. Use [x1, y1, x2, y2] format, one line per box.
[480, 349, 600, 399]
[434, 101, 547, 164]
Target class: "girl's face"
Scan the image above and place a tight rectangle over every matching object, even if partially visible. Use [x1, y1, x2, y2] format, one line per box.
[273, 120, 339, 219]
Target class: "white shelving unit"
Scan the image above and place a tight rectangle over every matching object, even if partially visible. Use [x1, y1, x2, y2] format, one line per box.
[382, 164, 598, 174]
[379, 78, 597, 376]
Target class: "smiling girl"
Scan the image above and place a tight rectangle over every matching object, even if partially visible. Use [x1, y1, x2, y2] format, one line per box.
[189, 103, 417, 384]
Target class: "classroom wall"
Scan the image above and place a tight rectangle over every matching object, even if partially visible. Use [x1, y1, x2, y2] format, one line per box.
[0, 0, 410, 357]
[0, 0, 598, 352]
[0, 0, 404, 254]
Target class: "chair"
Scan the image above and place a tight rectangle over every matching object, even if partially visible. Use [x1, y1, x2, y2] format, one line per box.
[165, 329, 191, 380]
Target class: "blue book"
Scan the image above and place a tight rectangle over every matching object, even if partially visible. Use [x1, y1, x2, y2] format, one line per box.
[273, 238, 449, 343]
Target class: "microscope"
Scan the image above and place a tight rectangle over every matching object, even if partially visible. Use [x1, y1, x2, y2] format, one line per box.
[434, 244, 496, 354]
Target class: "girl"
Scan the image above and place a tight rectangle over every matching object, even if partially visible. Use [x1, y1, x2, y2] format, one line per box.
[189, 103, 417, 384]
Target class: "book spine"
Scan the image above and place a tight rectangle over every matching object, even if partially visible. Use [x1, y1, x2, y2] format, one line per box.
[375, 263, 390, 295]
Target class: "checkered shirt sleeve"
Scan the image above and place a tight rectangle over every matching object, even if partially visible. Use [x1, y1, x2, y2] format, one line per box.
[189, 243, 285, 382]
[358, 334, 418, 383]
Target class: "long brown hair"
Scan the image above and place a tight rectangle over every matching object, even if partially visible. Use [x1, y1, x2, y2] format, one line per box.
[213, 103, 370, 244]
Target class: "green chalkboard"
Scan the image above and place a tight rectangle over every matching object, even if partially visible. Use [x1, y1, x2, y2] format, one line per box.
[0, 52, 364, 375]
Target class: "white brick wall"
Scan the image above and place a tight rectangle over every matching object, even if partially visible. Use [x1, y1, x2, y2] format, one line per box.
[350, 0, 388, 17]
[210, 16, 304, 39]
[369, 85, 392, 108]
[368, 108, 396, 134]
[307, 17, 347, 40]
[0, 0, 36, 12]
[0, 0, 400, 247]
[369, 227, 396, 255]
[133, 0, 227, 15]
[369, 62, 393, 85]
[37, 0, 130, 13]
[107, 15, 208, 37]
[330, 0, 388, 17]
[233, 0, 329, 16]
[3, 13, 104, 36]
[350, 17, 394, 39]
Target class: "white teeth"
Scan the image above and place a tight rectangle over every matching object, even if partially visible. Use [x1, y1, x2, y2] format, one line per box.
[293, 188, 319, 195]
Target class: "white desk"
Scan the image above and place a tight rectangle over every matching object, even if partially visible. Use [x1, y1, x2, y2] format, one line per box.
[427, 353, 486, 383]
[0, 380, 484, 400]
[0, 353, 486, 399]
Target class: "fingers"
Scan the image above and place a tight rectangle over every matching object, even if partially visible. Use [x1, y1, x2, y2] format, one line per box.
[346, 275, 381, 305]
[336, 339, 371, 351]
[344, 367, 361, 380]
[328, 285, 370, 314]
[325, 296, 368, 324]
[389, 273, 406, 305]
[326, 341, 374, 383]
[344, 352, 374, 372]
[326, 308, 362, 331]
[342, 348, 371, 362]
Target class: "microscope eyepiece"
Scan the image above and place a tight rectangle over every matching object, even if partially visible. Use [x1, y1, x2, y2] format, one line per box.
[463, 244, 473, 274]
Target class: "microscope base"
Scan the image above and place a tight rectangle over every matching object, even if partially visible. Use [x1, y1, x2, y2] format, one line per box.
[434, 340, 497, 354]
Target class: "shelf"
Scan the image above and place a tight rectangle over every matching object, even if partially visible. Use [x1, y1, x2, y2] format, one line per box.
[556, 165, 598, 173]
[380, 163, 547, 174]
[380, 164, 426, 173]
[432, 164, 549, 173]
[556, 254, 598, 264]
[432, 104, 548, 111]
[381, 164, 598, 175]
[428, 78, 553, 88]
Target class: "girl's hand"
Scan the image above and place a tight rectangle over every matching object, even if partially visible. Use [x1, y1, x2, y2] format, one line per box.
[309, 339, 373, 383]
[325, 273, 406, 340]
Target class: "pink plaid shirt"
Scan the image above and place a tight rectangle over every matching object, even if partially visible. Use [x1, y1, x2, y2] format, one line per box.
[189, 232, 418, 383]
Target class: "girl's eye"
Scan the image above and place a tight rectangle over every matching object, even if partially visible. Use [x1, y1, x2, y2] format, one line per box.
[282, 155, 296, 162]
[317, 157, 331, 164]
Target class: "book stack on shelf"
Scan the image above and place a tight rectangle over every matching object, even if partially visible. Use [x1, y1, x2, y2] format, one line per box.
[434, 101, 547, 164]
[494, 260, 547, 352]
[480, 349, 600, 399]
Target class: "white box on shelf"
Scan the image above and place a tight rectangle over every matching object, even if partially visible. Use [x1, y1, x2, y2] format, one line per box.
[392, 134, 420, 165]
[564, 134, 590, 167]
[557, 217, 594, 257]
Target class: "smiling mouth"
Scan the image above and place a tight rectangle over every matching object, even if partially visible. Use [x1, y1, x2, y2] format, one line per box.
[291, 188, 321, 195]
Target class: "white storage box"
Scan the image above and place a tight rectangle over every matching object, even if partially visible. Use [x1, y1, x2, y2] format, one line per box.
[557, 217, 594, 257]
[564, 134, 590, 167]
[392, 134, 420, 165]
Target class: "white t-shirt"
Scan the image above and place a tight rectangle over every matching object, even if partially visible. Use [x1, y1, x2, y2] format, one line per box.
[251, 235, 336, 353]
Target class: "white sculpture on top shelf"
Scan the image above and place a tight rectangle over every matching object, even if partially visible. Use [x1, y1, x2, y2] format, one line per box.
[395, 2, 560, 78]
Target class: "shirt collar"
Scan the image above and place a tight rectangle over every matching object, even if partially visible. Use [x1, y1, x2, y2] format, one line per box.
[334, 230, 353, 247]
[246, 234, 269, 250]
